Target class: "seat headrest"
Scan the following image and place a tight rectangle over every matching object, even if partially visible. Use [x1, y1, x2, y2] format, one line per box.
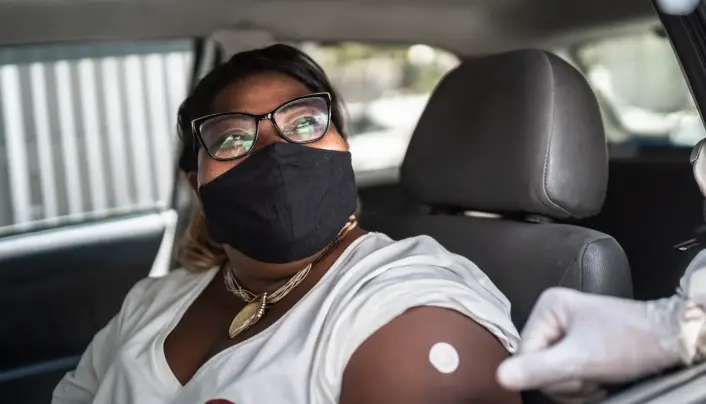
[401, 49, 607, 220]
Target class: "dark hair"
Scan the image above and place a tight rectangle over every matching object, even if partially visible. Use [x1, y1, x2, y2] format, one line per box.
[177, 44, 347, 173]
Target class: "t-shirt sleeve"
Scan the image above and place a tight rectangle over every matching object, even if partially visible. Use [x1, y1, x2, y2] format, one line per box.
[51, 276, 156, 404]
[51, 316, 118, 404]
[312, 238, 520, 400]
[331, 263, 519, 361]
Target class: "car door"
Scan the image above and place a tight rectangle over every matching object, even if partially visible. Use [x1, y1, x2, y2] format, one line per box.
[0, 39, 193, 403]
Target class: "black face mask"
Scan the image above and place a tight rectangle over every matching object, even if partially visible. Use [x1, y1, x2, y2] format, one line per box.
[199, 142, 358, 264]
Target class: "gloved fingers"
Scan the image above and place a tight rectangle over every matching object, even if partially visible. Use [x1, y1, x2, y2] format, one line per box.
[519, 319, 564, 354]
[519, 288, 575, 353]
[497, 341, 580, 391]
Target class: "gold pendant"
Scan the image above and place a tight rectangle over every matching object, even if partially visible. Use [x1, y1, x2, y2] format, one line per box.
[228, 294, 266, 339]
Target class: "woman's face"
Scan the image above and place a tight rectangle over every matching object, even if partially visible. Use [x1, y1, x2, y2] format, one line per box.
[195, 72, 348, 187]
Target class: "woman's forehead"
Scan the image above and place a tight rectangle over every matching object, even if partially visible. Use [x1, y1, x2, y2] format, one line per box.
[211, 72, 312, 115]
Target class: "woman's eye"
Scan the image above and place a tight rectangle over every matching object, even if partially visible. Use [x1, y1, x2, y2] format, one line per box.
[286, 116, 318, 136]
[220, 134, 241, 148]
[213, 132, 253, 157]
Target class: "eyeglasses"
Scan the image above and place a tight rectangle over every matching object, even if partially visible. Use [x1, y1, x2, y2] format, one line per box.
[191, 92, 332, 161]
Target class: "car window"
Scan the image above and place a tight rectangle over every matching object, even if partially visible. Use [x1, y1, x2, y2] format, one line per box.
[298, 42, 459, 177]
[565, 30, 704, 147]
[0, 40, 193, 236]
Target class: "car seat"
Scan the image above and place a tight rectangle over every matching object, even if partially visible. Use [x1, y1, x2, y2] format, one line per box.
[361, 49, 634, 330]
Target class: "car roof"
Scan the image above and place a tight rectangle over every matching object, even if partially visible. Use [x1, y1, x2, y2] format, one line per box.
[0, 0, 656, 53]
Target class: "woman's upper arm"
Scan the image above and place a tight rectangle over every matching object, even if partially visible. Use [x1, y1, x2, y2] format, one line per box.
[339, 306, 522, 404]
[51, 315, 119, 404]
[51, 276, 156, 403]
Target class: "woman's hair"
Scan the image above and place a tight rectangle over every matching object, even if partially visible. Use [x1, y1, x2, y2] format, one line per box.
[176, 44, 348, 272]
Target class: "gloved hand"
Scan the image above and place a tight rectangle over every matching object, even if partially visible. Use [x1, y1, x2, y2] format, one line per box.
[496, 287, 685, 395]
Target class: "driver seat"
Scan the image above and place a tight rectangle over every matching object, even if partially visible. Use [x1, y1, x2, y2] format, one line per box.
[361, 49, 633, 330]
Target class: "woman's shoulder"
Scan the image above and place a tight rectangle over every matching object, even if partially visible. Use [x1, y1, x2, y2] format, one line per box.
[346, 231, 508, 294]
[344, 232, 482, 282]
[312, 232, 519, 396]
[331, 232, 519, 349]
[116, 267, 217, 333]
[123, 268, 209, 305]
[351, 232, 455, 263]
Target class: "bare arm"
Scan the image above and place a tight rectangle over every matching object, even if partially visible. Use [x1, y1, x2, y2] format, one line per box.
[340, 307, 521, 404]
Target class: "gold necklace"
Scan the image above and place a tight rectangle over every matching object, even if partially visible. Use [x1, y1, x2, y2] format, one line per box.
[224, 218, 358, 339]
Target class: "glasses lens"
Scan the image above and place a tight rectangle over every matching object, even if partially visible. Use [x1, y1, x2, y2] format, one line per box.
[274, 96, 329, 143]
[200, 114, 257, 159]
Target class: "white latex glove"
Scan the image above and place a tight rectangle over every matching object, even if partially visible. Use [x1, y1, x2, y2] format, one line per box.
[496, 288, 685, 395]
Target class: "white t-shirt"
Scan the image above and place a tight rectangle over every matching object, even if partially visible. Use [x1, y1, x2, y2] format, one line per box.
[52, 233, 519, 404]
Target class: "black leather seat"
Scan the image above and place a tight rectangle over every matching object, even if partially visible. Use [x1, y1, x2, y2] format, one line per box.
[361, 49, 633, 330]
[583, 148, 704, 300]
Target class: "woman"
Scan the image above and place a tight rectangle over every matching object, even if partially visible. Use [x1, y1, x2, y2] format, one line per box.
[52, 44, 520, 404]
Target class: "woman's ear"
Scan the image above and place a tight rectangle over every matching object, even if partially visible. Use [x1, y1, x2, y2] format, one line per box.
[186, 171, 199, 195]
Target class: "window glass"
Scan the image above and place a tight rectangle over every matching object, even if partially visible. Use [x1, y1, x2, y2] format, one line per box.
[570, 30, 705, 146]
[299, 42, 459, 175]
[0, 40, 193, 236]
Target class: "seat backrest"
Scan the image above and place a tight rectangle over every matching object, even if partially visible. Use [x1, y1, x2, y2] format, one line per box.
[367, 215, 630, 328]
[362, 49, 633, 329]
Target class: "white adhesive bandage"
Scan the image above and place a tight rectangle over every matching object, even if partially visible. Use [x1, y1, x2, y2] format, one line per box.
[429, 342, 459, 374]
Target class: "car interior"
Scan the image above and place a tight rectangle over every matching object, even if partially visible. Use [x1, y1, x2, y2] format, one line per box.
[361, 48, 633, 328]
[1, 0, 706, 403]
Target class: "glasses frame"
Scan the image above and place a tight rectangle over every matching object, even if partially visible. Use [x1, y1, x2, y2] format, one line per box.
[191, 92, 332, 162]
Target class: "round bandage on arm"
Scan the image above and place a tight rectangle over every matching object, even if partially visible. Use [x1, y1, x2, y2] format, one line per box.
[428, 342, 460, 374]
